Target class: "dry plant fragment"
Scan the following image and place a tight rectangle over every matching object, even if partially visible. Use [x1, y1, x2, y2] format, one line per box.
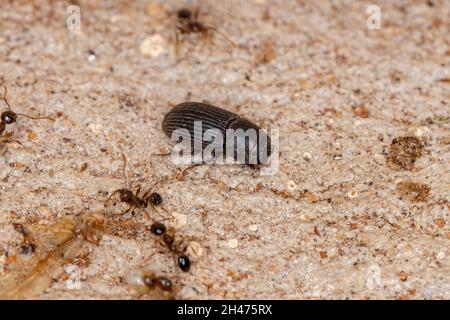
[79, 211, 107, 245]
[387, 136, 423, 170]
[352, 105, 369, 118]
[434, 218, 445, 228]
[398, 271, 408, 282]
[122, 268, 175, 299]
[396, 181, 431, 203]
[255, 40, 277, 65]
[0, 213, 104, 300]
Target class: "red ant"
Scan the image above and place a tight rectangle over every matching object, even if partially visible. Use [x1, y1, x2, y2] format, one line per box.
[122, 268, 175, 299]
[1, 86, 54, 144]
[175, 8, 236, 56]
[142, 272, 173, 292]
[106, 153, 169, 218]
[150, 221, 191, 272]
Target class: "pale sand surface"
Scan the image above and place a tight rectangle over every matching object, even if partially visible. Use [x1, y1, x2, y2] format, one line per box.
[0, 0, 449, 299]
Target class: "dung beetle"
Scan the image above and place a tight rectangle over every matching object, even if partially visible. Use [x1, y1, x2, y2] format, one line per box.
[162, 102, 271, 165]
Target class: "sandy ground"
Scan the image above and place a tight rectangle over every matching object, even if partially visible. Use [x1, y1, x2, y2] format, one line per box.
[0, 0, 449, 299]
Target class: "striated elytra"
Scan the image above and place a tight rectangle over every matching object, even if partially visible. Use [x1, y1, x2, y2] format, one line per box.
[162, 102, 271, 164]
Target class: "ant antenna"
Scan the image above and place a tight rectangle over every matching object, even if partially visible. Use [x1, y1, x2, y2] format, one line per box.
[205, 26, 236, 47]
[120, 151, 129, 189]
[14, 113, 55, 121]
[2, 86, 12, 110]
[2, 86, 54, 122]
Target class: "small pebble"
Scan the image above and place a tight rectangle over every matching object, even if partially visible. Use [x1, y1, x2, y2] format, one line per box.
[88, 123, 103, 134]
[286, 180, 297, 190]
[414, 126, 430, 138]
[249, 224, 258, 232]
[37, 206, 52, 219]
[140, 35, 166, 58]
[347, 190, 358, 198]
[186, 241, 203, 258]
[303, 152, 312, 161]
[87, 54, 96, 62]
[228, 239, 239, 248]
[436, 251, 445, 260]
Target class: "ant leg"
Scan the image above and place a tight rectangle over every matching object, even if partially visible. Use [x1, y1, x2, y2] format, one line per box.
[148, 203, 174, 221]
[193, 7, 200, 20]
[143, 210, 151, 220]
[120, 152, 130, 189]
[106, 190, 122, 204]
[206, 30, 213, 54]
[142, 176, 169, 199]
[175, 30, 181, 57]
[133, 184, 142, 196]
[139, 250, 166, 267]
[199, 30, 208, 52]
[178, 164, 201, 180]
[0, 133, 22, 146]
[159, 205, 175, 221]
[123, 205, 135, 215]
[206, 26, 236, 48]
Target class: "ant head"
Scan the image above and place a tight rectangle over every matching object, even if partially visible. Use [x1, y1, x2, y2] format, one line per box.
[177, 8, 192, 20]
[1, 110, 17, 124]
[148, 192, 162, 205]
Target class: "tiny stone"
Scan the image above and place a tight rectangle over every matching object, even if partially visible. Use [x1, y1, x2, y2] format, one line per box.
[303, 152, 312, 161]
[228, 239, 239, 248]
[415, 126, 430, 137]
[347, 190, 358, 198]
[249, 224, 258, 232]
[286, 180, 297, 190]
[436, 251, 445, 260]
[88, 123, 103, 134]
[140, 35, 166, 58]
[37, 206, 52, 219]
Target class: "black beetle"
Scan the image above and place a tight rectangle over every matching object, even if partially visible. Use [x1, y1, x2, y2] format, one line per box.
[162, 102, 271, 165]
